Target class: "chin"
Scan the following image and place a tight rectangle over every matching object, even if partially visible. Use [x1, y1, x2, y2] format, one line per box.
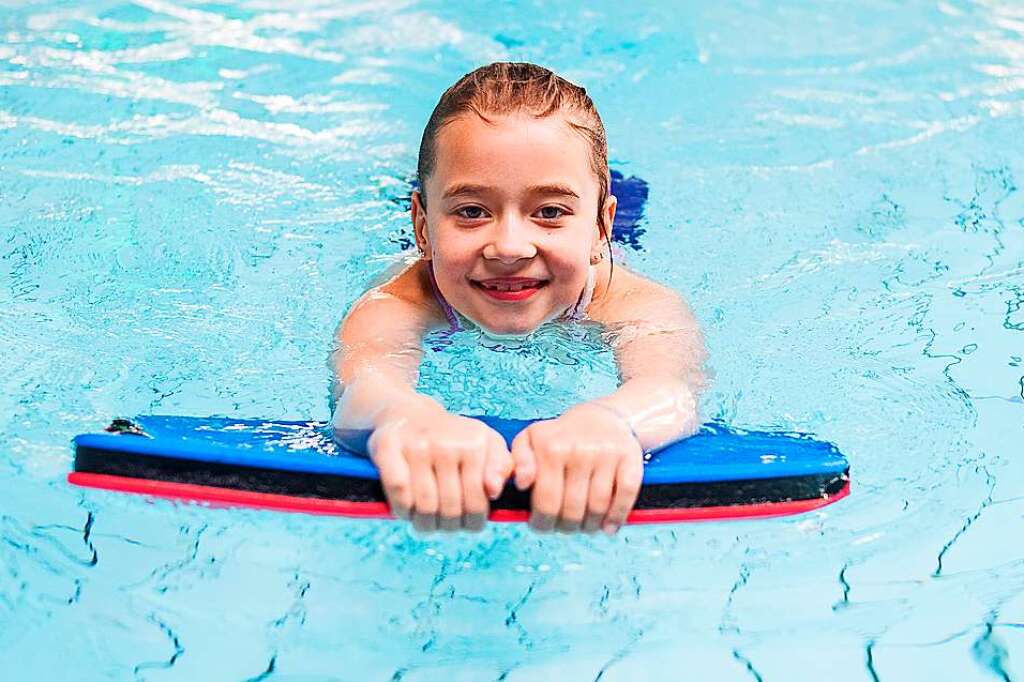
[479, 324, 536, 340]
[477, 316, 543, 339]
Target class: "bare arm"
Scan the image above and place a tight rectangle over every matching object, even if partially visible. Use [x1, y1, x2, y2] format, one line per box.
[588, 268, 708, 450]
[330, 284, 439, 439]
[508, 267, 708, 534]
[329, 263, 513, 531]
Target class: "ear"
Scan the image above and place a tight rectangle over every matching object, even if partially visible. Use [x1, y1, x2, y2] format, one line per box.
[411, 190, 432, 259]
[591, 194, 617, 262]
[602, 194, 618, 240]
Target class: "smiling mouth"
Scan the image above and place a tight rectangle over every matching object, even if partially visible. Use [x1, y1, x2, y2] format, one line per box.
[471, 277, 548, 301]
[473, 278, 548, 292]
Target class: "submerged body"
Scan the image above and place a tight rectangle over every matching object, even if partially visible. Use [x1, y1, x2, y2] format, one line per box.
[331, 63, 707, 534]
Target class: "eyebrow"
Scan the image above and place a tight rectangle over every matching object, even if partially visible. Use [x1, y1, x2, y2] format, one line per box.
[440, 183, 581, 200]
[527, 184, 580, 199]
[441, 183, 491, 200]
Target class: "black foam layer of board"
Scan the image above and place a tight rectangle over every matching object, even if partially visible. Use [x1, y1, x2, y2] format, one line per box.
[75, 445, 849, 510]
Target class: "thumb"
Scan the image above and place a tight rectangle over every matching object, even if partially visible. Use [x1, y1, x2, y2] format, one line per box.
[510, 429, 537, 491]
[483, 433, 514, 500]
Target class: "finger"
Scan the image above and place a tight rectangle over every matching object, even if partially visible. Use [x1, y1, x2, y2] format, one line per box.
[460, 448, 489, 530]
[483, 433, 513, 500]
[408, 442, 438, 530]
[412, 510, 438, 534]
[557, 455, 590, 533]
[435, 452, 463, 531]
[462, 511, 486, 532]
[369, 431, 412, 520]
[583, 458, 616, 533]
[510, 430, 537, 491]
[604, 453, 644, 534]
[530, 449, 564, 533]
[530, 509, 557, 533]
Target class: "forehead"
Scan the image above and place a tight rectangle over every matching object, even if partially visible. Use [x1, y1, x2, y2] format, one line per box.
[428, 112, 597, 197]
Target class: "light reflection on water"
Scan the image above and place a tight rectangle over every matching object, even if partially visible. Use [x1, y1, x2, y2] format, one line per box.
[1, 1, 1023, 679]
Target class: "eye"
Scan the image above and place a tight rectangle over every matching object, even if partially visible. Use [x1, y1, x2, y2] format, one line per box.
[535, 205, 569, 221]
[455, 205, 488, 220]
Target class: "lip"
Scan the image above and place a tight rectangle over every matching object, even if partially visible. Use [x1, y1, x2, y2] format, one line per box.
[471, 277, 548, 302]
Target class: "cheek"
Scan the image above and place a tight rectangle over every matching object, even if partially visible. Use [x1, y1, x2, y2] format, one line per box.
[430, 244, 478, 301]
[430, 227, 477, 268]
[543, 231, 594, 275]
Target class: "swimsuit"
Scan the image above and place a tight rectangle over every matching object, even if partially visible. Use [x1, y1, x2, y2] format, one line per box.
[426, 261, 596, 345]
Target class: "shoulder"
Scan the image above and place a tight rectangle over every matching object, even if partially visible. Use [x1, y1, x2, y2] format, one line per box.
[587, 264, 707, 382]
[338, 260, 446, 340]
[588, 264, 691, 325]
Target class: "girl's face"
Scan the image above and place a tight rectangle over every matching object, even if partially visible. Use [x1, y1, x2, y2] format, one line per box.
[413, 112, 615, 337]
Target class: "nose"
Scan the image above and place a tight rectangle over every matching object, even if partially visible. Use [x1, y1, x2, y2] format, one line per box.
[482, 214, 537, 264]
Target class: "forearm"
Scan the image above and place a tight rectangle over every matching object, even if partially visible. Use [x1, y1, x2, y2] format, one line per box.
[331, 367, 441, 452]
[330, 323, 433, 436]
[588, 375, 702, 452]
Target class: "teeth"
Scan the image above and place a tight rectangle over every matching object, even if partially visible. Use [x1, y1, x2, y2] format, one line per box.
[483, 281, 534, 291]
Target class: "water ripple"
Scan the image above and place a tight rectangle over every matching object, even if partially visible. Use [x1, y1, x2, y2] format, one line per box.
[2, 0, 1023, 678]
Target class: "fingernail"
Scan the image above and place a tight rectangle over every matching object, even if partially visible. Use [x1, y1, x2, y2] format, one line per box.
[602, 522, 619, 535]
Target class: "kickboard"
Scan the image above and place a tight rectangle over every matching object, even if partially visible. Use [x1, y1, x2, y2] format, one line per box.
[69, 415, 850, 523]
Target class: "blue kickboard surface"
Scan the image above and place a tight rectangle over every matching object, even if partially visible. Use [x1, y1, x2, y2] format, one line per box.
[73, 415, 849, 485]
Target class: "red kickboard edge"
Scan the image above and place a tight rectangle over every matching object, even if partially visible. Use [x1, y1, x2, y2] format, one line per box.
[67, 472, 851, 523]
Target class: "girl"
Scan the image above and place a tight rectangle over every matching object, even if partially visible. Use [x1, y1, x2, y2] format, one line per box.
[331, 63, 706, 535]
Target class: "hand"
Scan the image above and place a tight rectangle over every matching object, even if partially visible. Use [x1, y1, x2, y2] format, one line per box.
[510, 402, 644, 535]
[368, 401, 513, 532]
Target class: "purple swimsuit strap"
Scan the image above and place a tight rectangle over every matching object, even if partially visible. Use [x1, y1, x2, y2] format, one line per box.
[427, 261, 461, 332]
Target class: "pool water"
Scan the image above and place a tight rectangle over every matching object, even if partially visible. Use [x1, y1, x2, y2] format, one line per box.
[2, 1, 1023, 679]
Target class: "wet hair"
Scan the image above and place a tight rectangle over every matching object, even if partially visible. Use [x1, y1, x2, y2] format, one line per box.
[416, 62, 614, 264]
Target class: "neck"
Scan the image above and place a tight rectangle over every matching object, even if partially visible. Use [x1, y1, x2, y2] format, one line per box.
[591, 256, 613, 304]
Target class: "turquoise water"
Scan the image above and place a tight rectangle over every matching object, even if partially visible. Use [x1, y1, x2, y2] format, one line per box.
[2, 1, 1023, 679]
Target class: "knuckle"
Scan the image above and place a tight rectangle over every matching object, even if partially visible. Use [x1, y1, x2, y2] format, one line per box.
[465, 445, 487, 465]
[406, 440, 430, 462]
[621, 470, 643, 493]
[436, 447, 459, 468]
[467, 454, 487, 473]
[471, 422, 492, 444]
[542, 441, 570, 462]
[457, 442, 483, 464]
[387, 477, 409, 498]
[368, 429, 394, 453]
[569, 447, 596, 469]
